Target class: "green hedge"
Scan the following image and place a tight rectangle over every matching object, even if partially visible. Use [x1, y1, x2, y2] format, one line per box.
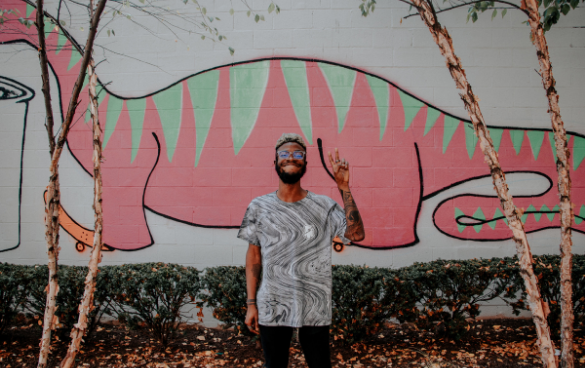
[1, 255, 584, 344]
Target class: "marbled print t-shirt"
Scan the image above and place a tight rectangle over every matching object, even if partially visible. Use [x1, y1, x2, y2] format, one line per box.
[237, 191, 349, 327]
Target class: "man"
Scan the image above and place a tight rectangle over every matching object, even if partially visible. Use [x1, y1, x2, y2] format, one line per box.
[237, 133, 365, 368]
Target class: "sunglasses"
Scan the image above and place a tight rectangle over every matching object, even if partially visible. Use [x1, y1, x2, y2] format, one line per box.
[277, 150, 306, 160]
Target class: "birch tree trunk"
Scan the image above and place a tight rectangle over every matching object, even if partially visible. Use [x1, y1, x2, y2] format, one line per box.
[60, 57, 104, 368]
[409, 0, 557, 366]
[35, 1, 108, 367]
[36, 0, 61, 365]
[523, 0, 574, 366]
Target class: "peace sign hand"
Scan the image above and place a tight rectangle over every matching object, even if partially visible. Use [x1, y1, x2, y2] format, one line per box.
[328, 148, 349, 189]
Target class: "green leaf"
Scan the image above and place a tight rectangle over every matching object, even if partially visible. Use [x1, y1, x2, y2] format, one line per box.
[466, 13, 471, 23]
[561, 3, 570, 14]
[255, 14, 260, 22]
[260, 15, 265, 21]
[570, 0, 579, 8]
[201, 35, 205, 40]
[491, 9, 497, 20]
[107, 29, 111, 37]
[202, 7, 206, 15]
[229, 47, 235, 56]
[276, 5, 280, 13]
[60, 20, 66, 26]
[268, 3, 275, 13]
[218, 35, 223, 41]
[229, 8, 234, 15]
[247, 10, 251, 17]
[472, 12, 478, 22]
[112, 29, 115, 36]
[544, 0, 552, 7]
[502, 8, 507, 17]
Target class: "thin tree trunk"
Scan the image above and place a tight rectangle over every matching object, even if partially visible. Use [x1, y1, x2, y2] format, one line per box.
[35, 1, 108, 367]
[36, 0, 60, 365]
[523, 0, 574, 366]
[410, 0, 557, 366]
[60, 57, 104, 368]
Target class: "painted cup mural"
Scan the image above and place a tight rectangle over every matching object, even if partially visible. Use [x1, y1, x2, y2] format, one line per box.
[1, 1, 584, 253]
[0, 76, 34, 252]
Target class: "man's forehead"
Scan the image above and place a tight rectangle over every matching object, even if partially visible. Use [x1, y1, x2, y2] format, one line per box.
[277, 142, 305, 151]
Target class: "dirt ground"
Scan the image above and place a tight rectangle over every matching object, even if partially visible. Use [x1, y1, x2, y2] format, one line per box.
[1, 318, 584, 367]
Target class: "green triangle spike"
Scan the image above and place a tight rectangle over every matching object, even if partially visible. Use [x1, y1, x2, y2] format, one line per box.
[548, 132, 557, 163]
[487, 127, 504, 153]
[43, 18, 54, 36]
[102, 96, 124, 150]
[442, 116, 460, 154]
[540, 204, 553, 222]
[26, 4, 35, 17]
[126, 98, 147, 163]
[575, 205, 585, 225]
[521, 210, 528, 224]
[494, 207, 508, 225]
[526, 131, 545, 161]
[526, 204, 540, 222]
[464, 123, 478, 160]
[509, 130, 524, 155]
[230, 61, 270, 154]
[318, 63, 356, 133]
[67, 49, 82, 71]
[572, 135, 585, 171]
[424, 108, 441, 137]
[55, 30, 68, 55]
[397, 90, 424, 131]
[187, 70, 220, 166]
[472, 207, 486, 233]
[455, 208, 466, 233]
[545, 204, 559, 222]
[487, 210, 498, 229]
[153, 84, 183, 162]
[365, 74, 389, 140]
[84, 85, 107, 123]
[282, 60, 313, 144]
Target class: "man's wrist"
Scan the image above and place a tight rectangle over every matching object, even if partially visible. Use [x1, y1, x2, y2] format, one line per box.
[337, 184, 350, 192]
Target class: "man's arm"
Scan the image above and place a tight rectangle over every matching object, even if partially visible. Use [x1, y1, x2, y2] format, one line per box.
[328, 148, 365, 242]
[245, 244, 262, 334]
[338, 186, 365, 242]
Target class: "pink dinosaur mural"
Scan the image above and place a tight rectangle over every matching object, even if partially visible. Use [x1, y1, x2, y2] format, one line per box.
[1, 1, 585, 252]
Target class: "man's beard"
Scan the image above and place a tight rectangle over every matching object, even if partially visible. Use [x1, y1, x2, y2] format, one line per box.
[275, 161, 307, 184]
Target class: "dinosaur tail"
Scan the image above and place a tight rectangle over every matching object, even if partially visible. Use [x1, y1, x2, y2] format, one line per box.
[433, 186, 585, 241]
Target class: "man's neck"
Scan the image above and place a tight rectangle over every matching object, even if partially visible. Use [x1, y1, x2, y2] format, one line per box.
[277, 181, 307, 203]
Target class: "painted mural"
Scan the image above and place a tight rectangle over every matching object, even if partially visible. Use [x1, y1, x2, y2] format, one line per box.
[0, 76, 34, 252]
[1, 1, 584, 253]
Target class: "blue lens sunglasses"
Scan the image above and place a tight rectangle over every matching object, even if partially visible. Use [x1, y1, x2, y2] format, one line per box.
[277, 150, 306, 160]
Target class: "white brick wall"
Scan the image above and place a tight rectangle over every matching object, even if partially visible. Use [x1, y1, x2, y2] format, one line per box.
[1, 0, 584, 280]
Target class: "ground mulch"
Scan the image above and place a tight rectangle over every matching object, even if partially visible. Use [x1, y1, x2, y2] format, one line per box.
[1, 318, 584, 367]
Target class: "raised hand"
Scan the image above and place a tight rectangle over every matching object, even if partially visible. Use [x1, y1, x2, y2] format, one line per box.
[328, 148, 349, 189]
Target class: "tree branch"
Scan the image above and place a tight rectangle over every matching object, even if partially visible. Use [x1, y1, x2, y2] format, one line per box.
[403, 0, 527, 19]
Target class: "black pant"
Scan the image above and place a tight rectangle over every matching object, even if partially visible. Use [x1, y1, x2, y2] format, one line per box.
[259, 325, 331, 368]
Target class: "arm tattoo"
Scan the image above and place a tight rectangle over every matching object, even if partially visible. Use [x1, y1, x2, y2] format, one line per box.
[251, 264, 262, 282]
[339, 189, 365, 241]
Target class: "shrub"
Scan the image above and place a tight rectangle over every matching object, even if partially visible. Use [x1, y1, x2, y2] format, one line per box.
[2, 254, 583, 345]
[21, 265, 110, 337]
[502, 254, 585, 335]
[331, 265, 386, 344]
[106, 263, 200, 346]
[407, 258, 511, 340]
[0, 263, 27, 333]
[378, 267, 420, 324]
[199, 266, 249, 335]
